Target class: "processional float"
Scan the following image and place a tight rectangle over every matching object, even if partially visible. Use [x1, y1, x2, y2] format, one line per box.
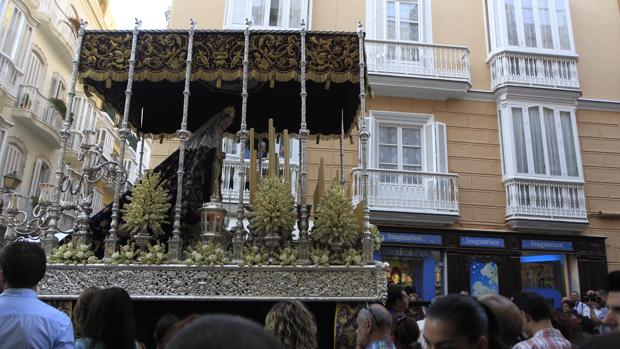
[1, 18, 385, 302]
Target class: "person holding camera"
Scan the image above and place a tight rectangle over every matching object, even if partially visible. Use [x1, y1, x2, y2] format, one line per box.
[582, 293, 609, 326]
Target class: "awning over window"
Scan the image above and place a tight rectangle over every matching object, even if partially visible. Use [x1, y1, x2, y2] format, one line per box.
[78, 29, 367, 139]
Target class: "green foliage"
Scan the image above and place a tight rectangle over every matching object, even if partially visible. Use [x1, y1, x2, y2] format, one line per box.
[277, 246, 298, 265]
[242, 244, 269, 266]
[343, 248, 362, 266]
[48, 244, 98, 264]
[109, 242, 140, 264]
[370, 225, 383, 251]
[312, 184, 359, 248]
[310, 247, 330, 266]
[121, 172, 171, 240]
[47, 98, 67, 119]
[184, 244, 230, 266]
[250, 176, 296, 238]
[138, 243, 168, 265]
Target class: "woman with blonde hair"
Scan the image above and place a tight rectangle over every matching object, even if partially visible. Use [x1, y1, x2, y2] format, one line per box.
[265, 300, 318, 349]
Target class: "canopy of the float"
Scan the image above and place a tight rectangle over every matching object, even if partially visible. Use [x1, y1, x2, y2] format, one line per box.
[78, 29, 365, 138]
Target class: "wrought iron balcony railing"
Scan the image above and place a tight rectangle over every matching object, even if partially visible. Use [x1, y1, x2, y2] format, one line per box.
[365, 39, 471, 81]
[504, 177, 587, 222]
[0, 51, 22, 97]
[352, 168, 459, 215]
[489, 50, 579, 90]
[16, 85, 63, 130]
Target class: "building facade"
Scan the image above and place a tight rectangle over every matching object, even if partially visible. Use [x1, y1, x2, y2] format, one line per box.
[159, 0, 620, 301]
[0, 0, 149, 233]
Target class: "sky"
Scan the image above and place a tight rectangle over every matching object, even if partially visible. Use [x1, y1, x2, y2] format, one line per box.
[108, 0, 172, 29]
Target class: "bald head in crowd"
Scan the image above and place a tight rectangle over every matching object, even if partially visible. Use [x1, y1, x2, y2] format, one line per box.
[479, 294, 523, 346]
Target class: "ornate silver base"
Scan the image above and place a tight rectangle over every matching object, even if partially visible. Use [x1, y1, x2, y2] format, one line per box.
[71, 232, 92, 248]
[103, 235, 118, 260]
[42, 235, 58, 255]
[38, 264, 387, 301]
[167, 236, 183, 261]
[134, 233, 152, 250]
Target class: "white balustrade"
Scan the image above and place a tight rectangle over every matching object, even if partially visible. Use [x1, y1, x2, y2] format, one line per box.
[489, 51, 579, 90]
[353, 168, 459, 214]
[221, 157, 299, 204]
[365, 40, 470, 81]
[0, 51, 22, 96]
[16, 85, 64, 130]
[38, 0, 77, 53]
[504, 178, 587, 221]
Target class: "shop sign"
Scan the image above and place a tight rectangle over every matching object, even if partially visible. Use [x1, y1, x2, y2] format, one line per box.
[460, 236, 505, 248]
[381, 232, 443, 245]
[521, 239, 573, 251]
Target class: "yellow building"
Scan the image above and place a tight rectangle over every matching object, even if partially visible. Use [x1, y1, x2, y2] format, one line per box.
[0, 0, 147, 231]
[157, 0, 620, 299]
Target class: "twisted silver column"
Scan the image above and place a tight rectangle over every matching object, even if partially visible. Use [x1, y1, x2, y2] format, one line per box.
[232, 20, 252, 263]
[42, 20, 87, 255]
[168, 19, 197, 261]
[357, 22, 373, 263]
[105, 19, 141, 259]
[297, 19, 310, 264]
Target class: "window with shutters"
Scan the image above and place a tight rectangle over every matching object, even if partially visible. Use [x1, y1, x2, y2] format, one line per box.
[225, 0, 310, 29]
[30, 159, 51, 198]
[2, 142, 25, 179]
[92, 189, 104, 216]
[498, 103, 581, 179]
[371, 111, 447, 174]
[0, 2, 33, 67]
[24, 50, 45, 88]
[486, 0, 575, 53]
[366, 0, 431, 42]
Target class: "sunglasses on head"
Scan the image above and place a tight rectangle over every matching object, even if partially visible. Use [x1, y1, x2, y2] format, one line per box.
[364, 302, 380, 326]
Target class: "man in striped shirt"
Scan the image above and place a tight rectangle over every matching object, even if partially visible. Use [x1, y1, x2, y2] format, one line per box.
[512, 292, 572, 349]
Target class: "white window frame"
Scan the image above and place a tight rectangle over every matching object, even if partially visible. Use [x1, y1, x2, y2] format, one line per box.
[29, 158, 51, 197]
[369, 110, 447, 173]
[224, 0, 312, 30]
[486, 0, 576, 56]
[498, 101, 583, 181]
[92, 189, 104, 216]
[24, 49, 46, 88]
[366, 0, 432, 43]
[2, 141, 25, 178]
[0, 2, 34, 67]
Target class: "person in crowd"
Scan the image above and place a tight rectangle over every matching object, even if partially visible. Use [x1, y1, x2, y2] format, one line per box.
[153, 313, 179, 349]
[393, 314, 421, 349]
[579, 271, 620, 348]
[0, 241, 74, 349]
[512, 292, 572, 349]
[386, 285, 410, 318]
[76, 287, 141, 349]
[422, 294, 505, 349]
[165, 314, 285, 349]
[601, 270, 620, 331]
[73, 286, 100, 338]
[479, 294, 524, 347]
[550, 309, 582, 344]
[569, 291, 587, 316]
[582, 294, 608, 326]
[356, 303, 396, 349]
[560, 300, 576, 319]
[159, 314, 202, 348]
[264, 300, 318, 349]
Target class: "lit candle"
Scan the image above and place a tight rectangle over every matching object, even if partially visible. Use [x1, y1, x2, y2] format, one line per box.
[268, 118, 276, 177]
[283, 129, 290, 183]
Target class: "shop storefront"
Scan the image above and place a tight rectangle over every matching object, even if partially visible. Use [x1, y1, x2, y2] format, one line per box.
[375, 229, 607, 305]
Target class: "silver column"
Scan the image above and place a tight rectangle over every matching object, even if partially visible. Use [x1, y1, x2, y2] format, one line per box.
[297, 19, 310, 264]
[232, 20, 252, 263]
[357, 22, 373, 263]
[168, 19, 197, 261]
[42, 20, 87, 255]
[105, 19, 142, 259]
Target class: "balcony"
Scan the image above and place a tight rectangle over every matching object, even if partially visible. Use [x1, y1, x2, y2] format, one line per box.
[488, 51, 579, 91]
[0, 51, 23, 101]
[504, 177, 588, 232]
[37, 0, 77, 59]
[352, 168, 459, 227]
[220, 157, 299, 204]
[12, 85, 62, 148]
[365, 40, 471, 100]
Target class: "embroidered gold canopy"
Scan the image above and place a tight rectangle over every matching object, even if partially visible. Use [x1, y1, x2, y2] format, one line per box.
[79, 29, 366, 137]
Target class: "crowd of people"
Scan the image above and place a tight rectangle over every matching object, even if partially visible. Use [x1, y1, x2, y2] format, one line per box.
[1, 241, 619, 349]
